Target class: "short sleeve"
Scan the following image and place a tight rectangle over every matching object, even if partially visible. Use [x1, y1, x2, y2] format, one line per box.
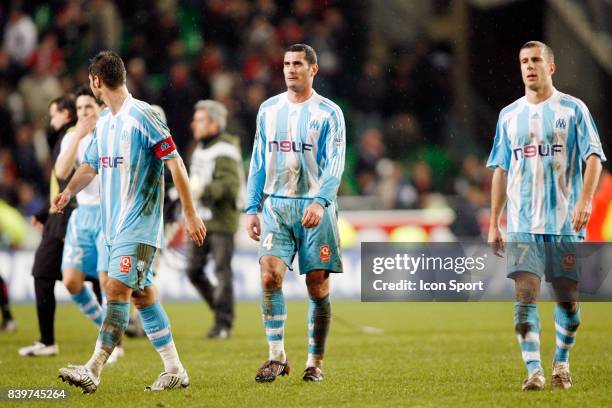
[575, 102, 607, 163]
[486, 116, 511, 170]
[83, 129, 99, 170]
[141, 107, 179, 160]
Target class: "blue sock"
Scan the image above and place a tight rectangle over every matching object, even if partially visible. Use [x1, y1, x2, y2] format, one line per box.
[86, 300, 129, 378]
[307, 295, 331, 368]
[514, 303, 541, 374]
[554, 304, 581, 363]
[139, 301, 173, 351]
[139, 301, 183, 373]
[97, 301, 130, 353]
[72, 286, 104, 327]
[261, 288, 286, 361]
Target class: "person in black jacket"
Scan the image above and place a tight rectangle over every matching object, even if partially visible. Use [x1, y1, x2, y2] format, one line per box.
[18, 94, 78, 357]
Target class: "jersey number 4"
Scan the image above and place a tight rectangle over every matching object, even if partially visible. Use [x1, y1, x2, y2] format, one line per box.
[262, 233, 274, 250]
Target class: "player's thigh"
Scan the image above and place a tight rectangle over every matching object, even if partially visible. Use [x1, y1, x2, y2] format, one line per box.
[107, 242, 157, 291]
[297, 204, 343, 275]
[506, 232, 545, 281]
[259, 199, 297, 270]
[546, 235, 581, 283]
[96, 233, 109, 274]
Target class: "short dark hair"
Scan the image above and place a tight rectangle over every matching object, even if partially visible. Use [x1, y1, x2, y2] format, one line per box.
[50, 94, 76, 120]
[520, 41, 554, 63]
[285, 44, 317, 66]
[75, 86, 95, 100]
[88, 51, 126, 89]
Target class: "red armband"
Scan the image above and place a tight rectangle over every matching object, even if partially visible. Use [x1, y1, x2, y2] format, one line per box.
[152, 137, 176, 158]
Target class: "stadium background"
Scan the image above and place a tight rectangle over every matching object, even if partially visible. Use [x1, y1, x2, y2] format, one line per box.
[0, 1, 611, 406]
[0, 0, 610, 301]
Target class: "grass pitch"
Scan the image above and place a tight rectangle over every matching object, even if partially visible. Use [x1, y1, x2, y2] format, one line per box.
[1, 301, 611, 407]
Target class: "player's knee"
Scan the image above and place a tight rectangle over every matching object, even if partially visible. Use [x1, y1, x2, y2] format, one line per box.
[306, 272, 329, 299]
[261, 271, 282, 290]
[516, 287, 537, 304]
[62, 275, 82, 294]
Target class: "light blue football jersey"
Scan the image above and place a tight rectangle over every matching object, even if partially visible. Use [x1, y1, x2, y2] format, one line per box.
[84, 94, 179, 248]
[487, 90, 606, 236]
[245, 90, 346, 214]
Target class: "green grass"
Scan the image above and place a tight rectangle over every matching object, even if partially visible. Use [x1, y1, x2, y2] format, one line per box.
[1, 302, 611, 407]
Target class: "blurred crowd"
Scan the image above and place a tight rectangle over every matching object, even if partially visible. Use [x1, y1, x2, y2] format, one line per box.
[0, 0, 497, 247]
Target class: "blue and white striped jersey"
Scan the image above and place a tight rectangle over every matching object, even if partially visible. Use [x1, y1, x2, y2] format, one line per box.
[83, 94, 179, 248]
[245, 90, 345, 214]
[487, 89, 606, 236]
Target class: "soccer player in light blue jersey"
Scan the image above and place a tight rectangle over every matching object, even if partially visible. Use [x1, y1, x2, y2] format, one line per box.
[245, 44, 345, 383]
[52, 51, 206, 393]
[54, 87, 123, 360]
[487, 41, 606, 391]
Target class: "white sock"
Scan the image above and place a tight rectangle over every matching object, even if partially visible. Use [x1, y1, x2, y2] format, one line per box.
[306, 354, 323, 369]
[158, 341, 184, 374]
[85, 346, 110, 379]
[269, 342, 286, 362]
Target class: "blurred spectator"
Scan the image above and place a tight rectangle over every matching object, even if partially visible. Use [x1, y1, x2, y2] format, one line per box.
[13, 124, 44, 193]
[126, 57, 152, 102]
[355, 128, 386, 195]
[376, 159, 418, 209]
[16, 181, 45, 217]
[87, 0, 122, 52]
[0, 87, 15, 148]
[161, 61, 202, 154]
[18, 62, 62, 128]
[353, 59, 387, 114]
[2, 9, 37, 67]
[27, 31, 65, 76]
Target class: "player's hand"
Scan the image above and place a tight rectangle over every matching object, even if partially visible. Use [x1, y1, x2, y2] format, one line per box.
[30, 216, 43, 231]
[246, 214, 261, 241]
[185, 212, 206, 246]
[75, 114, 97, 138]
[51, 188, 73, 214]
[301, 201, 324, 228]
[571, 198, 592, 232]
[488, 226, 505, 257]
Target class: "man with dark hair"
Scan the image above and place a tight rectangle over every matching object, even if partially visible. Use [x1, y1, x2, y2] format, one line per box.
[53, 50, 206, 393]
[87, 51, 127, 89]
[488, 40, 605, 390]
[54, 87, 124, 362]
[246, 44, 345, 383]
[18, 95, 77, 357]
[187, 99, 244, 340]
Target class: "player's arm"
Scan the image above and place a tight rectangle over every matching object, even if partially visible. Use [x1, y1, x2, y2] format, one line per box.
[52, 163, 97, 213]
[573, 101, 607, 232]
[55, 116, 97, 180]
[572, 155, 602, 231]
[165, 156, 206, 246]
[488, 167, 508, 256]
[486, 114, 511, 255]
[245, 109, 267, 241]
[302, 107, 346, 228]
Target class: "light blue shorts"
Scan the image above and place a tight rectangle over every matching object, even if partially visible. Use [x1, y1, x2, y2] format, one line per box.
[506, 233, 582, 282]
[259, 197, 343, 275]
[107, 242, 156, 290]
[62, 205, 108, 278]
